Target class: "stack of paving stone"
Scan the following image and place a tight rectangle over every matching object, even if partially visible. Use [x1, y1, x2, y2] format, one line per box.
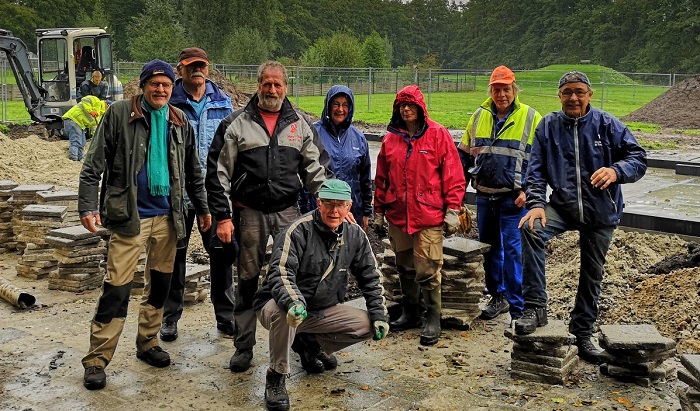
[15, 205, 67, 280]
[8, 184, 55, 252]
[45, 225, 108, 292]
[677, 354, 700, 411]
[598, 324, 676, 386]
[183, 263, 211, 303]
[130, 252, 147, 295]
[378, 236, 490, 330]
[504, 320, 579, 385]
[36, 190, 80, 225]
[0, 180, 19, 252]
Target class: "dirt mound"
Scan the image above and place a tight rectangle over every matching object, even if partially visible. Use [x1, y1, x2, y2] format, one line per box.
[123, 68, 250, 108]
[648, 242, 700, 274]
[623, 75, 700, 128]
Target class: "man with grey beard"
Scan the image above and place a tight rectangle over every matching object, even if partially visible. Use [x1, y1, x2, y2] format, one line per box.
[160, 48, 235, 342]
[206, 61, 332, 373]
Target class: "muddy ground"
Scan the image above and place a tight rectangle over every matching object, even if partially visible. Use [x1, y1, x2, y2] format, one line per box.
[0, 125, 698, 410]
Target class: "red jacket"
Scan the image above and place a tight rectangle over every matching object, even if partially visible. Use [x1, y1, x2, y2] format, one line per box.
[374, 85, 465, 234]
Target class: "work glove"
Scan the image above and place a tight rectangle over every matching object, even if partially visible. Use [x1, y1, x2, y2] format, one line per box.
[372, 320, 390, 341]
[372, 213, 387, 238]
[286, 303, 307, 328]
[90, 110, 98, 118]
[443, 209, 460, 236]
[458, 205, 473, 234]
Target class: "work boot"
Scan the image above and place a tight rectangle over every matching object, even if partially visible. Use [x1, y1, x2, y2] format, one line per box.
[136, 346, 171, 368]
[318, 351, 338, 370]
[229, 348, 253, 372]
[514, 307, 548, 335]
[480, 294, 510, 320]
[419, 287, 441, 346]
[291, 334, 324, 374]
[83, 366, 106, 390]
[265, 368, 290, 411]
[160, 321, 178, 342]
[389, 276, 422, 331]
[217, 320, 235, 339]
[576, 337, 604, 365]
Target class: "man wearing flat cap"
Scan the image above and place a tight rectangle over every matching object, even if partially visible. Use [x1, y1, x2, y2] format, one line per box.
[253, 179, 388, 411]
[78, 59, 211, 390]
[514, 71, 647, 365]
[160, 48, 235, 342]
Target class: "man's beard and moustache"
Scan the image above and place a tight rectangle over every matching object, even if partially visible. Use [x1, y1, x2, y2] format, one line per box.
[258, 91, 284, 111]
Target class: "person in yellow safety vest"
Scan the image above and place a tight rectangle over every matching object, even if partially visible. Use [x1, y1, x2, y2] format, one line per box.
[62, 95, 107, 161]
[457, 65, 542, 323]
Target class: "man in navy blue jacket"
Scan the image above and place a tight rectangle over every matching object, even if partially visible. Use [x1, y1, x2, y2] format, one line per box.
[160, 48, 235, 342]
[514, 71, 647, 365]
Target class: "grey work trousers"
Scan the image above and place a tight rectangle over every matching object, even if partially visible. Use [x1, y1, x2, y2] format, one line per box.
[257, 299, 373, 374]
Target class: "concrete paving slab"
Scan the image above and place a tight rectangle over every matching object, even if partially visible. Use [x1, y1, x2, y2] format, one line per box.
[600, 324, 676, 350]
[504, 320, 575, 344]
[682, 354, 700, 382]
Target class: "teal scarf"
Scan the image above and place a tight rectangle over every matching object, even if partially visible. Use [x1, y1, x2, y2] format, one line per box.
[145, 97, 170, 196]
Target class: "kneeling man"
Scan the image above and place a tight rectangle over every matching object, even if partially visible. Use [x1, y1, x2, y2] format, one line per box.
[254, 179, 389, 411]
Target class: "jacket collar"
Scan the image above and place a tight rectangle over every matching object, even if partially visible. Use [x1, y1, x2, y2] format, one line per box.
[128, 94, 186, 126]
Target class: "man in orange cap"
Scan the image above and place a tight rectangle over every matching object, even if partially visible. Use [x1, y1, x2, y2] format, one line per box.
[458, 65, 542, 323]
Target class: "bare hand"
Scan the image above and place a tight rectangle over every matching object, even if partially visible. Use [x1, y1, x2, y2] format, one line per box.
[344, 212, 357, 225]
[362, 216, 369, 231]
[518, 207, 546, 230]
[198, 214, 212, 232]
[514, 190, 526, 208]
[216, 219, 235, 243]
[591, 167, 618, 190]
[80, 212, 102, 233]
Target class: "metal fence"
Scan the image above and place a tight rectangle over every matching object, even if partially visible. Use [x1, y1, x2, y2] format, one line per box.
[2, 57, 699, 123]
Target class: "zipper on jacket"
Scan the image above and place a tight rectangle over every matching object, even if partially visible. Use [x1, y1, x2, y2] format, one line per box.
[605, 189, 618, 214]
[232, 172, 248, 192]
[574, 119, 584, 223]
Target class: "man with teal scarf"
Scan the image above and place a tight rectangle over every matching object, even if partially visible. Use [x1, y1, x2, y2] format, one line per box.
[78, 60, 211, 390]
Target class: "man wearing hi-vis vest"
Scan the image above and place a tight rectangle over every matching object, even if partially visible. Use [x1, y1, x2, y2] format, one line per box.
[62, 95, 107, 161]
[458, 65, 542, 323]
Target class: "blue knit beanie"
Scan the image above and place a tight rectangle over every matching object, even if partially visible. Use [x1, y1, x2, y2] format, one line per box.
[139, 59, 176, 88]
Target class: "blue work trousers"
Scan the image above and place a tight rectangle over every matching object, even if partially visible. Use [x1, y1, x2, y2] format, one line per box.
[65, 119, 85, 160]
[520, 204, 614, 338]
[476, 195, 526, 316]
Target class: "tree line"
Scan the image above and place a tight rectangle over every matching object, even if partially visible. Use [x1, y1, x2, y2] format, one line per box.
[1, 0, 698, 73]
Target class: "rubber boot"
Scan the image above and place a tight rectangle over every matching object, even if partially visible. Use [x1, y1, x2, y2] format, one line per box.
[389, 277, 422, 331]
[419, 286, 441, 346]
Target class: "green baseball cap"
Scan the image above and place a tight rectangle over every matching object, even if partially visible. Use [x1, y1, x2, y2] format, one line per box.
[318, 179, 352, 201]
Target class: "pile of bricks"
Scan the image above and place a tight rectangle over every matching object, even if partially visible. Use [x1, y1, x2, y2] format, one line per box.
[37, 190, 80, 226]
[0, 180, 19, 252]
[9, 184, 55, 252]
[15, 205, 67, 280]
[678, 354, 700, 411]
[598, 324, 676, 386]
[504, 320, 579, 385]
[184, 263, 210, 303]
[378, 236, 490, 330]
[45, 225, 107, 292]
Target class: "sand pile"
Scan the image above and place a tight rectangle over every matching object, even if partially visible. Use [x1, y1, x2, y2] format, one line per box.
[623, 75, 700, 129]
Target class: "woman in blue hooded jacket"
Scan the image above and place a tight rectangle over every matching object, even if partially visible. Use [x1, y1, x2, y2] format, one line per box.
[307, 85, 372, 230]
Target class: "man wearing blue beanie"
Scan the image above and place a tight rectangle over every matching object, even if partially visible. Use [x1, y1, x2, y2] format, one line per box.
[78, 59, 211, 390]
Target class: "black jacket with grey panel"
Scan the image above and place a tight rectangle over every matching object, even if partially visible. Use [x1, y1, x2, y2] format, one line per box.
[78, 95, 208, 239]
[206, 95, 331, 218]
[253, 210, 388, 323]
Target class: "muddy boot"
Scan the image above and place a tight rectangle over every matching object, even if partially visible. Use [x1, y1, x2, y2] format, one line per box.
[291, 333, 324, 374]
[419, 287, 441, 346]
[389, 276, 422, 331]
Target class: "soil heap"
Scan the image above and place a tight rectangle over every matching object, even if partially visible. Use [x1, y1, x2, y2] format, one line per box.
[623, 75, 700, 129]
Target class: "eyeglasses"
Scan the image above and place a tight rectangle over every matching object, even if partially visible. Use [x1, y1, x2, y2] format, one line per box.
[149, 81, 173, 90]
[320, 200, 350, 210]
[559, 89, 589, 98]
[331, 102, 350, 109]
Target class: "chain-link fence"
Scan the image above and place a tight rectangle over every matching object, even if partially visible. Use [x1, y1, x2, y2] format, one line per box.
[2, 58, 699, 123]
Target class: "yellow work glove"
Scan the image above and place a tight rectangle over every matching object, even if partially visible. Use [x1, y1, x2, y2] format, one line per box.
[443, 209, 460, 236]
[372, 320, 389, 340]
[286, 303, 307, 328]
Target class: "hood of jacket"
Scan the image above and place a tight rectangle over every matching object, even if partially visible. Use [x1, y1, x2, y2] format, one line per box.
[169, 78, 230, 107]
[388, 85, 428, 131]
[321, 85, 355, 134]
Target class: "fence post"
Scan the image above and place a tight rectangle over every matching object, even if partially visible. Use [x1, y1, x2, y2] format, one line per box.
[428, 69, 432, 110]
[368, 67, 372, 113]
[295, 66, 300, 107]
[600, 72, 606, 110]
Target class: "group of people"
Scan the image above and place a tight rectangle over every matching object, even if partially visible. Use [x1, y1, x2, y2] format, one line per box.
[75, 50, 647, 411]
[62, 69, 110, 161]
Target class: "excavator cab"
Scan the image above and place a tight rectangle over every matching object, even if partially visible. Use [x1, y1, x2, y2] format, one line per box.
[0, 27, 122, 134]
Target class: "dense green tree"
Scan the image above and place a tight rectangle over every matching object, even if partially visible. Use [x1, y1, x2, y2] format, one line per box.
[219, 27, 274, 65]
[103, 0, 146, 59]
[126, 0, 186, 62]
[0, 1, 41, 51]
[362, 31, 392, 68]
[302, 32, 363, 68]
